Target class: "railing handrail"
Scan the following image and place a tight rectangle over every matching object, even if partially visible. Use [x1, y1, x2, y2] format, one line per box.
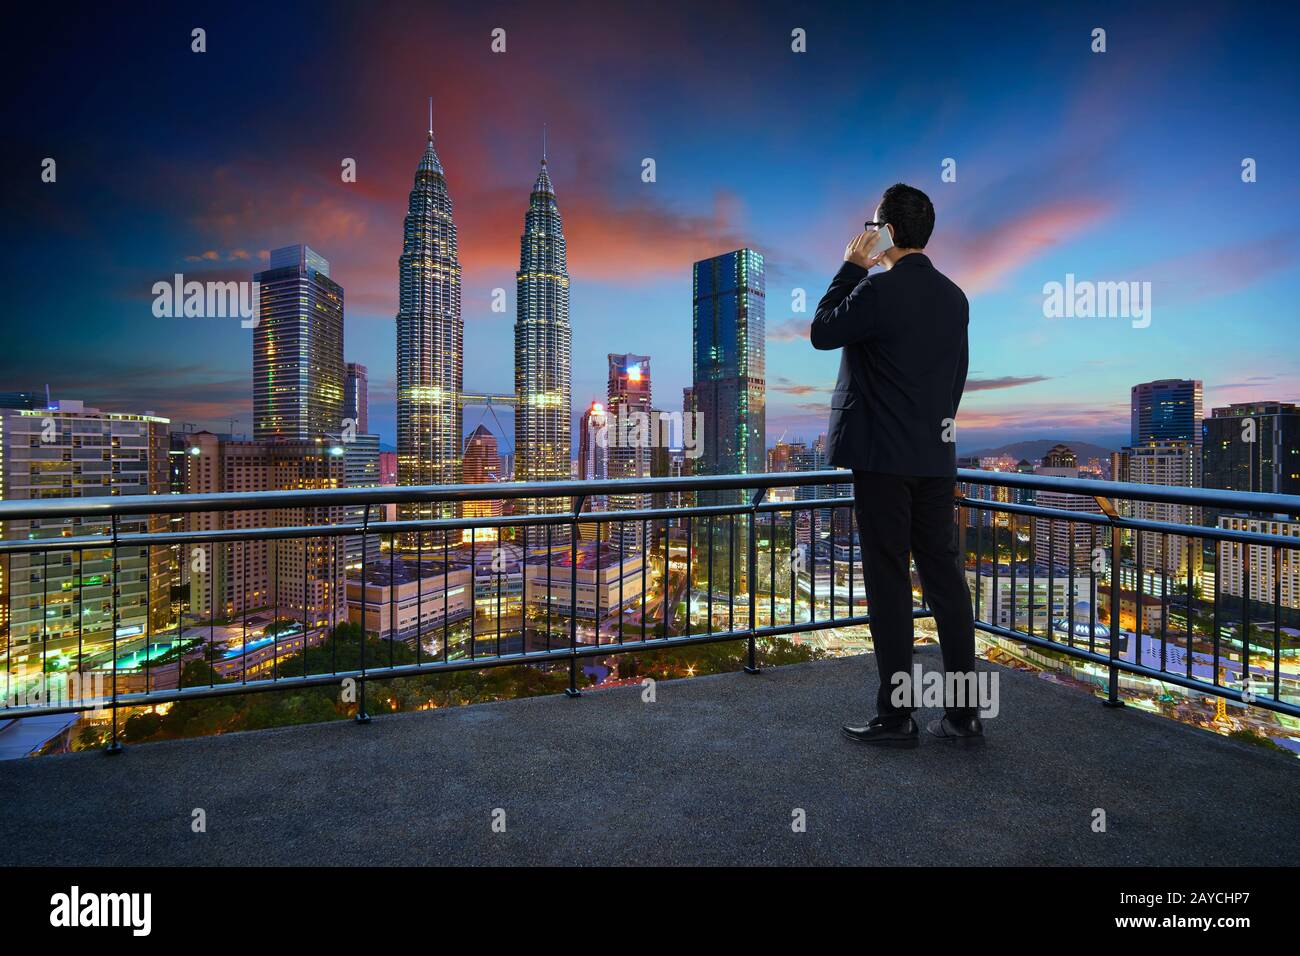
[0, 468, 1297, 522]
[3, 468, 1297, 731]
[3, 496, 1299, 557]
[0, 471, 835, 521]
[957, 468, 1300, 515]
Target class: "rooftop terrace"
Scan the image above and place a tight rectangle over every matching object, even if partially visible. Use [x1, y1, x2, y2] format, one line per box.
[2, 648, 1295, 867]
[2, 468, 1298, 866]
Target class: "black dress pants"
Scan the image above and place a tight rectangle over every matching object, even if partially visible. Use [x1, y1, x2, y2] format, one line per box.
[852, 470, 977, 721]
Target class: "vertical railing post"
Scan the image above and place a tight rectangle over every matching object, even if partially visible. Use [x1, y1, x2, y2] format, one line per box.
[566, 497, 585, 698]
[1102, 498, 1125, 709]
[355, 504, 371, 723]
[1272, 545, 1282, 703]
[105, 515, 124, 755]
[745, 487, 765, 674]
[955, 492, 968, 577]
[1239, 548, 1250, 700]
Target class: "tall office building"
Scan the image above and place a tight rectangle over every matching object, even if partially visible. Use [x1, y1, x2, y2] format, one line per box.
[186, 432, 345, 624]
[1124, 441, 1202, 582]
[397, 118, 463, 523]
[343, 432, 382, 570]
[1202, 401, 1300, 599]
[462, 424, 504, 522]
[578, 400, 610, 541]
[513, 150, 572, 517]
[1124, 378, 1204, 587]
[692, 249, 765, 502]
[344, 362, 369, 434]
[1032, 444, 1101, 571]
[607, 354, 652, 550]
[0, 401, 172, 680]
[253, 245, 345, 442]
[578, 401, 610, 483]
[1202, 401, 1300, 499]
[1131, 379, 1203, 446]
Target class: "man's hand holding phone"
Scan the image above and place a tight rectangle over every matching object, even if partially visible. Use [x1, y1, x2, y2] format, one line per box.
[843, 229, 887, 270]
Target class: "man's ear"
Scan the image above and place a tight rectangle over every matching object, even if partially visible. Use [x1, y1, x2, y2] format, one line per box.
[886, 223, 896, 243]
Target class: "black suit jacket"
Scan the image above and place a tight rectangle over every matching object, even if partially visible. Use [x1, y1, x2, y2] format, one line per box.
[810, 253, 969, 477]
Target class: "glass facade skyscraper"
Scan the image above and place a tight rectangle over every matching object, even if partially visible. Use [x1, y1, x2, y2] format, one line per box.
[514, 154, 571, 515]
[692, 249, 765, 499]
[1202, 401, 1300, 497]
[1202, 401, 1300, 530]
[397, 124, 463, 522]
[344, 361, 368, 434]
[253, 245, 345, 442]
[1130, 379, 1203, 446]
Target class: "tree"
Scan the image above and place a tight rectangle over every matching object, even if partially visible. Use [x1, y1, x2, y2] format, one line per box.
[75, 624, 823, 748]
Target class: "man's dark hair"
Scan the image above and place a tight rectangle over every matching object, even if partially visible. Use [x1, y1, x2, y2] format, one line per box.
[878, 183, 935, 249]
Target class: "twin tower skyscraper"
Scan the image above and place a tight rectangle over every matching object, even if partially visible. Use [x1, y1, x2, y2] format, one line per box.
[395, 116, 571, 523]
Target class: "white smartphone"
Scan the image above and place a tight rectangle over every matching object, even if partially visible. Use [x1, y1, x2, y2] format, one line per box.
[869, 222, 893, 257]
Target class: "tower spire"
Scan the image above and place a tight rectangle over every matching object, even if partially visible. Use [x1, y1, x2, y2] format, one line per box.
[398, 97, 462, 524]
[515, 117, 570, 524]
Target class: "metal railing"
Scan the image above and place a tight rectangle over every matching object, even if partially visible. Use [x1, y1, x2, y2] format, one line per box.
[1, 470, 1297, 751]
[955, 470, 1300, 719]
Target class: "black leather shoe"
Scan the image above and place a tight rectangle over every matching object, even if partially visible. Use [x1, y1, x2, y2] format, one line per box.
[841, 716, 919, 748]
[927, 715, 985, 743]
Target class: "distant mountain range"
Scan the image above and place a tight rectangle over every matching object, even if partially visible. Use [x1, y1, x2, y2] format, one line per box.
[963, 439, 1118, 465]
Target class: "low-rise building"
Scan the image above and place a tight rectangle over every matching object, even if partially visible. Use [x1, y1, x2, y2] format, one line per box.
[524, 542, 644, 619]
[347, 558, 472, 643]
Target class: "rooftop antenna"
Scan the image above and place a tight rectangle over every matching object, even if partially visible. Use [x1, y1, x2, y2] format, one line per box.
[542, 123, 547, 164]
[427, 96, 433, 141]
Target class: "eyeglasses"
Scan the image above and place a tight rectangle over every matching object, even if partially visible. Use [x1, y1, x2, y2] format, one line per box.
[864, 220, 887, 232]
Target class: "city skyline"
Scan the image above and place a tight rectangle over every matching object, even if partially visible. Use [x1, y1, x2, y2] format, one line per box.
[4, 1, 1299, 886]
[7, 3, 1299, 456]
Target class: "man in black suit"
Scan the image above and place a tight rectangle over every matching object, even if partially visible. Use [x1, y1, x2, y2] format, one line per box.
[811, 183, 982, 747]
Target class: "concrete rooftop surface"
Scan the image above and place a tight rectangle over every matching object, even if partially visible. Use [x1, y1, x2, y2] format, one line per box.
[2, 648, 1296, 866]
